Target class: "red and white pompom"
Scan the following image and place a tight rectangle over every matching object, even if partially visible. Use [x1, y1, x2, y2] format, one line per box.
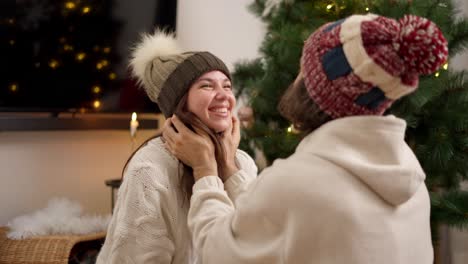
[397, 15, 448, 75]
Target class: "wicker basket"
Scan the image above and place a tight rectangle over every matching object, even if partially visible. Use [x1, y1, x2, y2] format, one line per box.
[0, 227, 106, 264]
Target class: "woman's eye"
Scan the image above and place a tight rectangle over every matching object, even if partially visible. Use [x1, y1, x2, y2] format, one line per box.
[200, 84, 213, 89]
[224, 84, 232, 89]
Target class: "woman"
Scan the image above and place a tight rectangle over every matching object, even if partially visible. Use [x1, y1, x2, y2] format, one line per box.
[96, 31, 257, 264]
[163, 14, 448, 263]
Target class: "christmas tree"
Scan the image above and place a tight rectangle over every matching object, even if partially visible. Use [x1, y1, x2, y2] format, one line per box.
[1, 0, 122, 112]
[235, 0, 468, 243]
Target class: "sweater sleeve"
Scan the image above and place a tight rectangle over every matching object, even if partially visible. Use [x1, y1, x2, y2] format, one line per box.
[188, 166, 285, 264]
[224, 149, 258, 203]
[97, 166, 176, 264]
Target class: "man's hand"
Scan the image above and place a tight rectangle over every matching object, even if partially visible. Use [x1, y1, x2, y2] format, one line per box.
[220, 116, 240, 180]
[162, 115, 218, 181]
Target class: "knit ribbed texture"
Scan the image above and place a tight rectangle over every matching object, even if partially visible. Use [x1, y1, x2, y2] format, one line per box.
[301, 14, 448, 119]
[157, 52, 231, 117]
[143, 53, 191, 104]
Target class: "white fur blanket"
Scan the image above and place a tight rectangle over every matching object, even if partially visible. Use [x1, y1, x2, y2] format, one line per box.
[7, 198, 110, 239]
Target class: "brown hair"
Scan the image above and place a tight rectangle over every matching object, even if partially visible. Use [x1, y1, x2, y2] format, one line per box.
[278, 78, 332, 136]
[122, 93, 229, 202]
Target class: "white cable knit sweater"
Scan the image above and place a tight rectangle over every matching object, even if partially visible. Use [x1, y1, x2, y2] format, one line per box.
[96, 137, 257, 264]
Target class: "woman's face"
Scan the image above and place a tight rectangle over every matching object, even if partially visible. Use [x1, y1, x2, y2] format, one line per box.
[187, 71, 236, 133]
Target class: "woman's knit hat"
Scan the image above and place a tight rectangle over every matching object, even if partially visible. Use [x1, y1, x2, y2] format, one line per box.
[130, 30, 231, 117]
[301, 14, 448, 119]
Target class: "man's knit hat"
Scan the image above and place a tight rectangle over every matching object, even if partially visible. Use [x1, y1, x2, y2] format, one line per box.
[130, 30, 230, 117]
[301, 14, 448, 119]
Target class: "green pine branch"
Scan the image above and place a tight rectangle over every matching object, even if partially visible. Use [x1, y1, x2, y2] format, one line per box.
[234, 0, 468, 241]
[431, 190, 468, 230]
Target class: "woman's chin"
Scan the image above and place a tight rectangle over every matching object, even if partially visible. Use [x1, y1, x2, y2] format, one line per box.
[208, 123, 230, 133]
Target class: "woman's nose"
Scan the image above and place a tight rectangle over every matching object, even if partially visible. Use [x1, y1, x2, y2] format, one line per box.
[215, 85, 230, 99]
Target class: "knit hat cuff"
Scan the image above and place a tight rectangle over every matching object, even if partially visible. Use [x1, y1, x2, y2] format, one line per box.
[157, 52, 231, 117]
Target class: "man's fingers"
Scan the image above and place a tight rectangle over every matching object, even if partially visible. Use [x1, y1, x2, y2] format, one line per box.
[192, 125, 212, 141]
[162, 118, 177, 146]
[172, 115, 195, 136]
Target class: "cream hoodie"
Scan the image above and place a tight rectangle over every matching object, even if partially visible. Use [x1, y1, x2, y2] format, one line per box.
[189, 115, 433, 264]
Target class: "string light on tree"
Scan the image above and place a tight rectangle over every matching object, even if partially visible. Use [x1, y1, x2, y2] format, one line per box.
[82, 6, 91, 14]
[443, 63, 448, 70]
[75, 52, 86, 61]
[49, 59, 59, 69]
[9, 83, 18, 92]
[365, 7, 370, 11]
[63, 44, 73, 51]
[286, 124, 300, 134]
[93, 100, 101, 109]
[108, 72, 117, 80]
[326, 4, 333, 10]
[92, 85, 101, 94]
[103, 47, 111, 53]
[435, 72, 440, 77]
[96, 59, 109, 70]
[65, 1, 76, 10]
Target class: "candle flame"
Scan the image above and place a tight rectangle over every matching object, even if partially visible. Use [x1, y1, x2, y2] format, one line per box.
[132, 112, 137, 121]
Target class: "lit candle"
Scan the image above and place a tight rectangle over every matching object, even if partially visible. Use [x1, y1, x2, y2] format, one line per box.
[130, 112, 139, 137]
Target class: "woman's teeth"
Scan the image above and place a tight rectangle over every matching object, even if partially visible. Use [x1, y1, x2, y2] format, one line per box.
[211, 108, 228, 113]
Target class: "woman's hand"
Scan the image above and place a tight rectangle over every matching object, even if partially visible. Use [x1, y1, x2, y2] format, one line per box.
[162, 115, 218, 181]
[220, 116, 240, 179]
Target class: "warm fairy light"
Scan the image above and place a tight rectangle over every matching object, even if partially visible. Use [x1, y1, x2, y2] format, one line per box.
[365, 7, 370, 11]
[9, 39, 15, 45]
[287, 125, 293, 133]
[49, 59, 59, 69]
[326, 4, 333, 9]
[443, 63, 448, 70]
[92, 86, 101, 94]
[96, 60, 109, 70]
[9, 83, 18, 92]
[93, 100, 101, 109]
[108, 72, 117, 80]
[8, 18, 14, 24]
[435, 72, 440, 77]
[76, 52, 86, 61]
[82, 6, 91, 14]
[103, 47, 111, 53]
[63, 44, 73, 51]
[65, 2, 76, 9]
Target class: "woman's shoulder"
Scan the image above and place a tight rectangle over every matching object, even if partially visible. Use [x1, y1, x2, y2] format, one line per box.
[124, 137, 180, 185]
[132, 137, 176, 165]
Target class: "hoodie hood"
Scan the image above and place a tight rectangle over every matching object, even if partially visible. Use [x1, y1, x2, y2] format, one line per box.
[297, 115, 425, 206]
